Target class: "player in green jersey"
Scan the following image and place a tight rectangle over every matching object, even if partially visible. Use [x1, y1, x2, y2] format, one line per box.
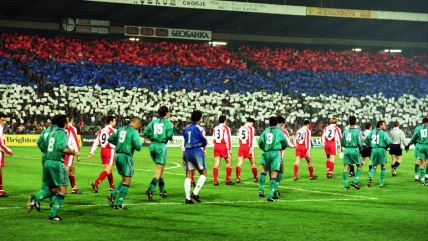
[28, 115, 59, 212]
[258, 117, 287, 202]
[107, 117, 142, 209]
[341, 116, 363, 190]
[365, 120, 391, 188]
[410, 124, 422, 182]
[28, 115, 79, 221]
[406, 117, 428, 185]
[143, 106, 174, 200]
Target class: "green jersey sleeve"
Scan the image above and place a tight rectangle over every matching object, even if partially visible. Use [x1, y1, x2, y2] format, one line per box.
[131, 129, 142, 152]
[143, 120, 154, 139]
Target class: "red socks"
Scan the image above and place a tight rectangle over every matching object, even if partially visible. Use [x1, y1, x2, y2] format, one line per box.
[191, 170, 195, 183]
[213, 167, 219, 183]
[108, 173, 114, 189]
[236, 167, 241, 180]
[0, 174, 3, 193]
[294, 164, 299, 178]
[251, 167, 258, 179]
[94, 171, 108, 186]
[308, 165, 315, 177]
[326, 160, 334, 174]
[226, 167, 232, 182]
[69, 174, 76, 189]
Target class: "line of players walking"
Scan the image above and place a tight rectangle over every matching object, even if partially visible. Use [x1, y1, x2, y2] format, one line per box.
[0, 108, 427, 222]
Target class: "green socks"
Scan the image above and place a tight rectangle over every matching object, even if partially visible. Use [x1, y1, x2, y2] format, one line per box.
[159, 178, 165, 192]
[148, 178, 159, 192]
[353, 168, 362, 184]
[268, 178, 278, 198]
[49, 194, 64, 218]
[115, 184, 129, 206]
[369, 167, 376, 179]
[380, 168, 386, 186]
[420, 168, 426, 184]
[259, 173, 267, 193]
[415, 164, 420, 177]
[35, 187, 54, 202]
[343, 172, 349, 187]
[111, 182, 123, 197]
[277, 171, 283, 185]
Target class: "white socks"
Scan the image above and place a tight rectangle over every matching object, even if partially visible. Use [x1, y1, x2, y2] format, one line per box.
[184, 178, 192, 200]
[193, 175, 206, 195]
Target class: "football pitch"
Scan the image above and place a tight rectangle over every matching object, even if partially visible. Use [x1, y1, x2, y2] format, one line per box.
[0, 147, 426, 241]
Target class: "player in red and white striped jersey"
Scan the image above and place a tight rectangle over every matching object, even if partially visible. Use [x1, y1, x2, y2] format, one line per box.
[0, 112, 13, 197]
[321, 117, 343, 178]
[213, 115, 234, 185]
[64, 114, 81, 194]
[89, 116, 117, 193]
[236, 117, 258, 183]
[294, 120, 317, 180]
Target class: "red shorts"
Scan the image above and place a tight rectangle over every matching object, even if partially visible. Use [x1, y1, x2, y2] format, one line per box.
[0, 152, 4, 167]
[101, 148, 115, 165]
[295, 145, 310, 159]
[238, 145, 254, 159]
[324, 141, 337, 156]
[214, 145, 230, 158]
[64, 155, 74, 167]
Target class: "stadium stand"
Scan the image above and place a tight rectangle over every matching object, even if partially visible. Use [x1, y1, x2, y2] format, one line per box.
[0, 33, 427, 135]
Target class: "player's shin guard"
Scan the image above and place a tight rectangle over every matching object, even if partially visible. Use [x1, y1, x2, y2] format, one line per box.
[380, 168, 386, 186]
[369, 167, 376, 179]
[293, 165, 299, 179]
[111, 182, 123, 197]
[35, 186, 54, 202]
[267, 178, 278, 198]
[213, 167, 219, 184]
[94, 171, 108, 187]
[184, 178, 192, 200]
[108, 173, 114, 189]
[343, 171, 349, 187]
[252, 166, 258, 179]
[277, 171, 283, 185]
[353, 168, 362, 184]
[226, 166, 232, 182]
[115, 184, 129, 206]
[148, 178, 159, 192]
[49, 194, 64, 218]
[420, 168, 426, 184]
[193, 175, 206, 195]
[236, 166, 241, 180]
[259, 173, 267, 193]
[158, 178, 165, 192]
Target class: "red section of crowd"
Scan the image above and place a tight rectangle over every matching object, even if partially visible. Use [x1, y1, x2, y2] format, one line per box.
[0, 33, 245, 69]
[1, 33, 427, 76]
[239, 46, 428, 76]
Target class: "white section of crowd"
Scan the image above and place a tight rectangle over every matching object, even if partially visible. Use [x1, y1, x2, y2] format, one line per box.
[1, 84, 427, 128]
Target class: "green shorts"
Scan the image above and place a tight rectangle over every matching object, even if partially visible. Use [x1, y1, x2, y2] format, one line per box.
[343, 148, 361, 165]
[43, 159, 68, 187]
[414, 147, 419, 159]
[262, 151, 281, 172]
[149, 143, 167, 165]
[115, 153, 134, 177]
[415, 144, 428, 160]
[370, 148, 387, 166]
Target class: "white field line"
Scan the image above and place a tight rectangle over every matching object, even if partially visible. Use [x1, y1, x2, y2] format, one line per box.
[13, 156, 378, 201]
[0, 197, 362, 210]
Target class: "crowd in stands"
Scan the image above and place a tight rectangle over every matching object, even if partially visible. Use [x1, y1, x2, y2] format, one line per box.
[0, 32, 427, 136]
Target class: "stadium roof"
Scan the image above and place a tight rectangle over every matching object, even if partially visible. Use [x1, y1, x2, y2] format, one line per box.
[0, 0, 427, 42]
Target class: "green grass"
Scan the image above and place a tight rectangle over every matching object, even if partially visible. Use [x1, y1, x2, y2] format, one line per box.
[0, 147, 426, 241]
